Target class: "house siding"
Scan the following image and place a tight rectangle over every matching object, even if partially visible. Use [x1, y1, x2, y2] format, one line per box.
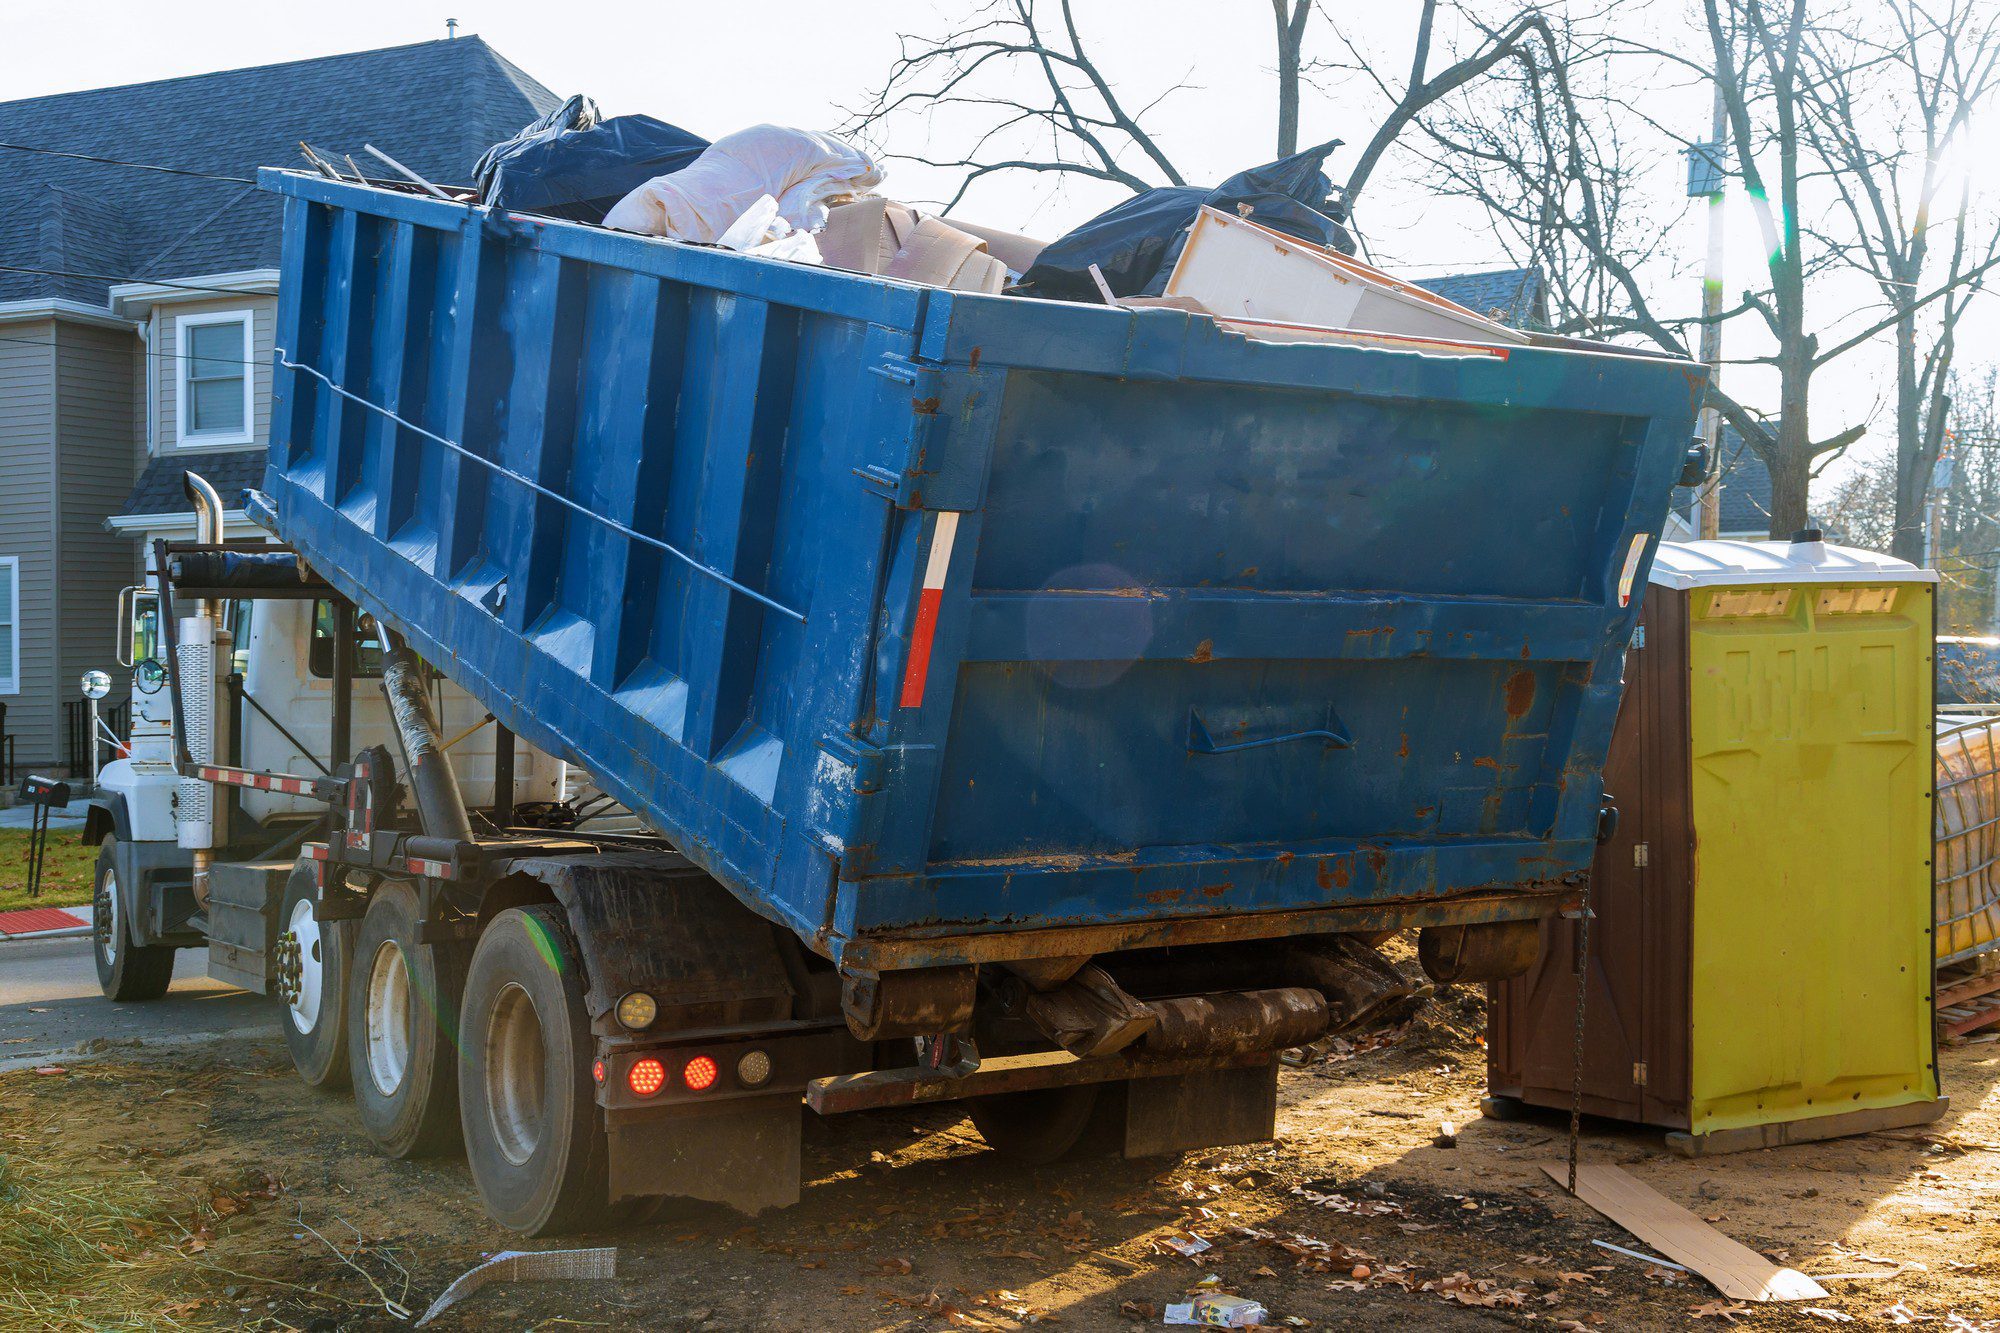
[55, 320, 143, 756]
[0, 320, 60, 768]
[156, 294, 275, 454]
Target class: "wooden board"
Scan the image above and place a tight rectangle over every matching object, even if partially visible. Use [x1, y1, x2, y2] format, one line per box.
[1664, 1098, 1947, 1157]
[1542, 1164, 1826, 1302]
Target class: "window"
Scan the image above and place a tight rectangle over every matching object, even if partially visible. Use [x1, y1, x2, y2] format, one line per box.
[175, 309, 254, 446]
[0, 557, 17, 695]
[308, 599, 384, 679]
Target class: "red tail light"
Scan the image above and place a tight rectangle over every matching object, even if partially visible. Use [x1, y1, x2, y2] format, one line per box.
[628, 1058, 666, 1097]
[592, 1059, 606, 1084]
[682, 1055, 719, 1092]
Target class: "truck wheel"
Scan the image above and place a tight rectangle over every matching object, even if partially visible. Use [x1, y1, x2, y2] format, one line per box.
[459, 906, 614, 1236]
[347, 881, 465, 1158]
[279, 866, 354, 1091]
[92, 835, 174, 1002]
[967, 1085, 1104, 1165]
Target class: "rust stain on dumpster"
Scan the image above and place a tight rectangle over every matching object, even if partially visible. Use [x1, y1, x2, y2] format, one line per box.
[912, 396, 941, 416]
[1504, 669, 1536, 718]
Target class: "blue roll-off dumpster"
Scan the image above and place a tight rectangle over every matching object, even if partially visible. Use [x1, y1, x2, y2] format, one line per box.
[260, 170, 1702, 974]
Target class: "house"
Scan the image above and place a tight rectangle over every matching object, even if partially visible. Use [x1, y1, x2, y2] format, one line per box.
[1416, 267, 1548, 330]
[0, 37, 558, 773]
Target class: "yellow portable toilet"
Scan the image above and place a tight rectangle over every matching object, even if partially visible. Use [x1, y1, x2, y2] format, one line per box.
[1489, 533, 1944, 1153]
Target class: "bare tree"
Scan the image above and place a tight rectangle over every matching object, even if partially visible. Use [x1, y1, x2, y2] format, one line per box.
[1827, 367, 2000, 627]
[1799, 0, 2000, 563]
[1422, 0, 2000, 538]
[847, 0, 1574, 222]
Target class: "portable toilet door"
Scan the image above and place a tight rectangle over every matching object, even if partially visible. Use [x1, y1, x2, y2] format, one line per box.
[1488, 533, 1946, 1154]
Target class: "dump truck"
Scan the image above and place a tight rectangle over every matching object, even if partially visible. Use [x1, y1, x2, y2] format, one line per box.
[84, 168, 1705, 1235]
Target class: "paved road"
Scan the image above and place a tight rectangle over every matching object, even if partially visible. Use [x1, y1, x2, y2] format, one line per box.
[0, 936, 276, 1067]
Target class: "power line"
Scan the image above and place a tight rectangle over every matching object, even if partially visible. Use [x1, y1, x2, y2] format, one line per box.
[0, 331, 267, 369]
[0, 139, 254, 184]
[0, 264, 264, 297]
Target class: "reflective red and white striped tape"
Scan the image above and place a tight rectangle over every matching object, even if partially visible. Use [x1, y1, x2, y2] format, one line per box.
[197, 765, 316, 796]
[898, 511, 960, 709]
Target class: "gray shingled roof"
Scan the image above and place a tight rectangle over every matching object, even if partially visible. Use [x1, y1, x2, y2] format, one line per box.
[119, 451, 269, 518]
[1416, 267, 1547, 329]
[1671, 425, 1779, 537]
[0, 36, 559, 304]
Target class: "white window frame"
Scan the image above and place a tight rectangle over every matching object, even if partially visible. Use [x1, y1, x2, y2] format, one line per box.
[0, 557, 18, 696]
[174, 308, 255, 448]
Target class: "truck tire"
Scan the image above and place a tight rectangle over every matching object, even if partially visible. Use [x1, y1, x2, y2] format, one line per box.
[458, 905, 615, 1236]
[279, 866, 354, 1091]
[92, 835, 174, 1002]
[347, 881, 465, 1158]
[967, 1085, 1105, 1165]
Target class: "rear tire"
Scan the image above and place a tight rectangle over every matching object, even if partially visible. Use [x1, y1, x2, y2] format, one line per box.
[279, 866, 353, 1091]
[459, 905, 614, 1236]
[347, 881, 465, 1158]
[967, 1084, 1104, 1165]
[92, 835, 174, 1002]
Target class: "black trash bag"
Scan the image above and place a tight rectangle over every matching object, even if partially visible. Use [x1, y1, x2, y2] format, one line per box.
[1015, 139, 1352, 302]
[474, 94, 599, 199]
[476, 98, 710, 225]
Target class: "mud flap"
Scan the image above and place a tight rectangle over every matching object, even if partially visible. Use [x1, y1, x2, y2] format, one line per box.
[1123, 1061, 1278, 1158]
[606, 1095, 801, 1215]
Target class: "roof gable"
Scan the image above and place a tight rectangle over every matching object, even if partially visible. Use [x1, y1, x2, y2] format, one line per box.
[0, 37, 559, 304]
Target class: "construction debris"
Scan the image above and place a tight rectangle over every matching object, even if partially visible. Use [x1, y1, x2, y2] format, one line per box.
[413, 1247, 618, 1327]
[1544, 1165, 1826, 1302]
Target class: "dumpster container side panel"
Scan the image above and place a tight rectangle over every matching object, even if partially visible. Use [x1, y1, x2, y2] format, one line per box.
[264, 176, 938, 948]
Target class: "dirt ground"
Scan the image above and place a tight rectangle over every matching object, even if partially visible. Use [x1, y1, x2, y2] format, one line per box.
[2, 985, 1995, 1333]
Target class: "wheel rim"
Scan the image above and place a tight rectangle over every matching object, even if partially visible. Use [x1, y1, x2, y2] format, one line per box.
[99, 868, 121, 966]
[287, 897, 324, 1034]
[484, 982, 547, 1167]
[365, 941, 414, 1097]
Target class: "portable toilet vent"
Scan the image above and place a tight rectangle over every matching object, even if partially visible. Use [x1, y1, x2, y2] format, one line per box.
[1487, 535, 1945, 1154]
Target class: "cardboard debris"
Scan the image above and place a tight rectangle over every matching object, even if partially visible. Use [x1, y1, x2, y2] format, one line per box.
[1165, 206, 1528, 345]
[414, 1247, 618, 1327]
[1544, 1165, 1826, 1303]
[818, 197, 1006, 293]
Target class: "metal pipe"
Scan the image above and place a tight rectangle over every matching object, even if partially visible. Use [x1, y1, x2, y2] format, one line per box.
[374, 621, 475, 845]
[181, 473, 227, 905]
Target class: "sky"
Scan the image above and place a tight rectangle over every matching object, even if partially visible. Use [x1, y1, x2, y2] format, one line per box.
[6, 0, 1995, 502]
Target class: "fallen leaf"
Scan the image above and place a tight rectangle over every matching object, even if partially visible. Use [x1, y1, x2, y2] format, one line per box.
[1691, 1300, 1751, 1321]
[874, 1257, 914, 1275]
[1804, 1309, 1857, 1323]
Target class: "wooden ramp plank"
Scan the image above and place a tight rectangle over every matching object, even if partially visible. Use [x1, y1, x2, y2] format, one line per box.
[1542, 1164, 1827, 1303]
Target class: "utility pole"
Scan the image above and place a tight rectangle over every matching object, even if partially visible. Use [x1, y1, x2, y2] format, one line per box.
[1691, 80, 1729, 540]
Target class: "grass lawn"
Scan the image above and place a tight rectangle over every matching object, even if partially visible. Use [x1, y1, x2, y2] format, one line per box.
[0, 826, 98, 913]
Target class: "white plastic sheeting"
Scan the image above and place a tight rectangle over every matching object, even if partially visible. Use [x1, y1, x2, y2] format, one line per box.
[603, 124, 881, 245]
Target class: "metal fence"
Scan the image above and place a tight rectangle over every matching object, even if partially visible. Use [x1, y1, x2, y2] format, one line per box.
[64, 698, 130, 782]
[1935, 717, 2000, 968]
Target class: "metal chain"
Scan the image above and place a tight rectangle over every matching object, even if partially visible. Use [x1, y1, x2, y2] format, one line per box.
[1566, 880, 1595, 1194]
